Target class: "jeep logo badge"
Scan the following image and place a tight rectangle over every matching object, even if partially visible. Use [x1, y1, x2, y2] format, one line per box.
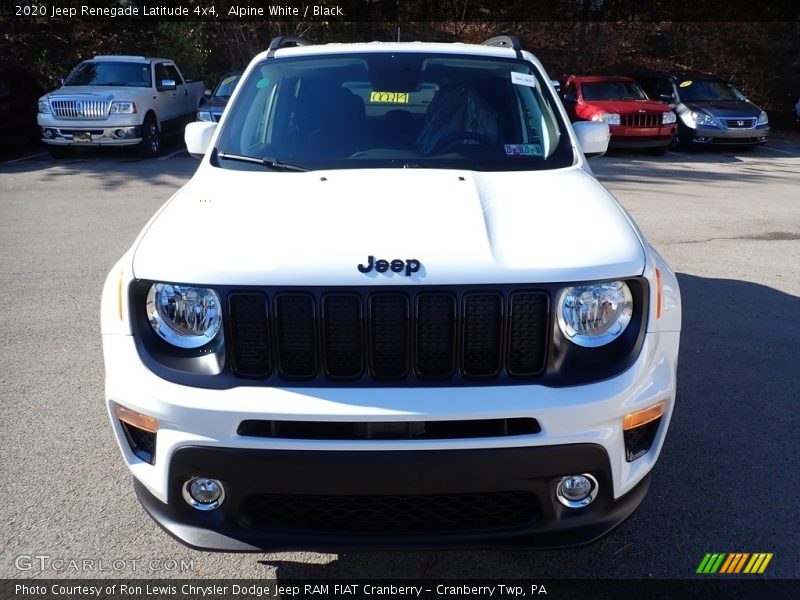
[358, 255, 421, 276]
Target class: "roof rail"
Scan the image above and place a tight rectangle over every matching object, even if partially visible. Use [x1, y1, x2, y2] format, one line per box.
[266, 36, 313, 59]
[482, 36, 523, 59]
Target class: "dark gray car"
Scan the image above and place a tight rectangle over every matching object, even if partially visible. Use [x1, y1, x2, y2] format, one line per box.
[197, 70, 243, 123]
[633, 71, 769, 148]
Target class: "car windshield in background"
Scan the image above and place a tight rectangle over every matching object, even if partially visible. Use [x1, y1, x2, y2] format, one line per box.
[65, 62, 151, 87]
[214, 72, 242, 98]
[215, 53, 573, 172]
[678, 79, 744, 102]
[581, 81, 648, 101]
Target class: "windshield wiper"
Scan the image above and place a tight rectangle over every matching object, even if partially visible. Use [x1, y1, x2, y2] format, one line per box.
[216, 151, 309, 172]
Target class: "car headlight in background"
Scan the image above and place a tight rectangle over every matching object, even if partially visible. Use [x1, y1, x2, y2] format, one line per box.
[38, 99, 51, 114]
[109, 101, 137, 114]
[757, 111, 768, 125]
[690, 111, 717, 127]
[557, 281, 633, 347]
[196, 110, 214, 122]
[591, 113, 621, 126]
[662, 111, 676, 124]
[146, 284, 222, 348]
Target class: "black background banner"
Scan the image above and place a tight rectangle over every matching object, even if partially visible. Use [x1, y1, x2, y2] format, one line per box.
[1, 0, 799, 23]
[2, 579, 797, 600]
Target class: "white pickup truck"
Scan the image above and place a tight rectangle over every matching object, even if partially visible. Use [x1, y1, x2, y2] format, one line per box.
[37, 55, 205, 157]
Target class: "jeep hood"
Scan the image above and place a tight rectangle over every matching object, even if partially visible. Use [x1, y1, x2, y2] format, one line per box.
[132, 167, 646, 286]
[581, 99, 670, 115]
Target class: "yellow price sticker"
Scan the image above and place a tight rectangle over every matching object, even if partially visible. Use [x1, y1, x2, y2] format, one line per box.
[679, 80, 692, 87]
[369, 91, 410, 104]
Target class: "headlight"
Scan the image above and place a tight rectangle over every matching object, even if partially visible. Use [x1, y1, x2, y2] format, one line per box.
[146, 284, 222, 348]
[690, 111, 717, 127]
[196, 110, 214, 122]
[557, 281, 633, 347]
[757, 111, 768, 125]
[38, 99, 51, 114]
[109, 101, 137, 114]
[662, 111, 676, 124]
[591, 113, 621, 125]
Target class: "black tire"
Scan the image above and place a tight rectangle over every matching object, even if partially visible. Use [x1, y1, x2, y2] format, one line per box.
[47, 145, 74, 159]
[137, 114, 162, 157]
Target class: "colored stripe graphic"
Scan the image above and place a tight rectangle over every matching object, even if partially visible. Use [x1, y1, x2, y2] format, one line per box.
[700, 553, 773, 574]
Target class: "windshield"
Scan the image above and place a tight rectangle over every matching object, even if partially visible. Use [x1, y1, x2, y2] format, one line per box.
[215, 53, 573, 172]
[65, 61, 151, 87]
[677, 79, 745, 102]
[581, 81, 647, 101]
[214, 72, 242, 99]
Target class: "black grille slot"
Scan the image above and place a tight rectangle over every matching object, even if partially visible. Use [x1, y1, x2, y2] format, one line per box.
[369, 293, 410, 378]
[462, 293, 503, 377]
[274, 293, 317, 378]
[228, 293, 270, 377]
[238, 417, 541, 440]
[507, 292, 549, 376]
[322, 294, 363, 378]
[415, 293, 456, 378]
[241, 491, 540, 534]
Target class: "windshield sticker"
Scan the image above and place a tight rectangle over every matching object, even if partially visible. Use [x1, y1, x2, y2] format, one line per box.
[369, 91, 410, 104]
[255, 78, 271, 89]
[221, 76, 238, 85]
[679, 80, 692, 87]
[504, 144, 542, 156]
[511, 72, 536, 87]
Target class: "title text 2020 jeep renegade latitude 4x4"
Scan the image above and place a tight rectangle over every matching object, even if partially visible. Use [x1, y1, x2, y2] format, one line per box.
[101, 36, 681, 551]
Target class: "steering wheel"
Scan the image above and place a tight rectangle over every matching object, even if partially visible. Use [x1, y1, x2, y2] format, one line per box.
[430, 131, 494, 155]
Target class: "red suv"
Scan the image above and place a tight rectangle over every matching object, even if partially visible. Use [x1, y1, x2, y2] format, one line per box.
[560, 75, 676, 154]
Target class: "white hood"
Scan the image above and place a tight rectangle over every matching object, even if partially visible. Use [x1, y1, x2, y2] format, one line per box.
[132, 166, 645, 286]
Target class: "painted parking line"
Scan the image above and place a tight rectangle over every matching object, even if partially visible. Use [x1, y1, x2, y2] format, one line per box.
[759, 145, 795, 155]
[3, 152, 47, 165]
[158, 148, 187, 160]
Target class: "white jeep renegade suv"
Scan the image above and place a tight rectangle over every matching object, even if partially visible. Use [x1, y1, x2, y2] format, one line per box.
[101, 36, 681, 551]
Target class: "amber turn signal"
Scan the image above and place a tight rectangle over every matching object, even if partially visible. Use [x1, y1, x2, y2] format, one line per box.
[622, 401, 665, 431]
[115, 404, 158, 433]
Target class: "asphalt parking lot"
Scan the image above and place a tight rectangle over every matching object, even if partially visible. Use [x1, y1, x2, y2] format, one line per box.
[1, 135, 798, 581]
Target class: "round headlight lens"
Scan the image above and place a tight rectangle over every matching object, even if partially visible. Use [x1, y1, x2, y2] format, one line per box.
[146, 284, 222, 348]
[557, 281, 633, 347]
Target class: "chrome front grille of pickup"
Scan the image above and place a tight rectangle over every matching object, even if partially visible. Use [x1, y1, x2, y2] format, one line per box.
[50, 98, 111, 119]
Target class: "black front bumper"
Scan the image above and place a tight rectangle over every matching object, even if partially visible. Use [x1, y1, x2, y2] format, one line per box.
[135, 444, 651, 552]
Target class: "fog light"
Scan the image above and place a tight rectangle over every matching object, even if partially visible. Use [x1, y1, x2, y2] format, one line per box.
[114, 129, 126, 139]
[555, 474, 598, 508]
[182, 477, 225, 510]
[44, 129, 54, 139]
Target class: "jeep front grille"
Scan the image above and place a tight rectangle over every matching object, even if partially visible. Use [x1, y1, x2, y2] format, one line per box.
[226, 287, 549, 383]
[620, 112, 662, 128]
[50, 98, 110, 119]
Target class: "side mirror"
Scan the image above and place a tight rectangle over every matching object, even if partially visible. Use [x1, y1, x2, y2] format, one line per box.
[158, 79, 177, 92]
[659, 93, 673, 103]
[203, 88, 212, 98]
[573, 121, 610, 158]
[185, 121, 217, 158]
[57, 78, 65, 87]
